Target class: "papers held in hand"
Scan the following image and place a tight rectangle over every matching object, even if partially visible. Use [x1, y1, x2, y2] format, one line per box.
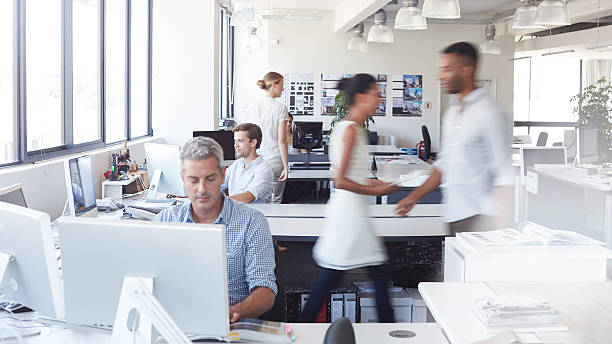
[392, 170, 426, 186]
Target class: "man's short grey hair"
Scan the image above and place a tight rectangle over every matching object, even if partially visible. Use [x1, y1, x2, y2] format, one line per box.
[180, 137, 224, 170]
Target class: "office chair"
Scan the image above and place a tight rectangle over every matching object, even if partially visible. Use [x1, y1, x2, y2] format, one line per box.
[536, 132, 548, 146]
[421, 125, 431, 160]
[367, 131, 378, 145]
[323, 318, 356, 344]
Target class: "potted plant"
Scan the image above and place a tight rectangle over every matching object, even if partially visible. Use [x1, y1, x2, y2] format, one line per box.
[570, 76, 612, 163]
[329, 91, 375, 135]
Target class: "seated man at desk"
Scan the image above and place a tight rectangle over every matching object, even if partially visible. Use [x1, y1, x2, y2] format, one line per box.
[154, 136, 277, 322]
[222, 123, 273, 204]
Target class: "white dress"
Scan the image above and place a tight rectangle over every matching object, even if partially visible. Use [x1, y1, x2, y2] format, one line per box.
[312, 121, 388, 270]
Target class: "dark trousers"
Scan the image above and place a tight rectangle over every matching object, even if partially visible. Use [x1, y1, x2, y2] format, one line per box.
[298, 265, 395, 323]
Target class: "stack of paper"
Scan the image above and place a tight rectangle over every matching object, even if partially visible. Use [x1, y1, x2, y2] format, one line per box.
[471, 295, 564, 331]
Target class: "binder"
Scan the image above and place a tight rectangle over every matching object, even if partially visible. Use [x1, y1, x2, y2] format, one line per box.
[343, 293, 357, 323]
[330, 293, 344, 323]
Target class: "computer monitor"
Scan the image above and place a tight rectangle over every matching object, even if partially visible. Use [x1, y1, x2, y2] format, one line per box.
[144, 143, 186, 201]
[64, 155, 97, 217]
[193, 130, 235, 161]
[520, 147, 567, 177]
[57, 217, 229, 336]
[577, 128, 599, 164]
[0, 183, 27, 207]
[293, 121, 323, 151]
[0, 202, 65, 319]
[564, 129, 577, 162]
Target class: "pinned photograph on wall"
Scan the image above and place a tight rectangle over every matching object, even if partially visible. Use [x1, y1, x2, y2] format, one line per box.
[375, 74, 387, 116]
[321, 73, 351, 115]
[392, 74, 423, 117]
[283, 73, 315, 116]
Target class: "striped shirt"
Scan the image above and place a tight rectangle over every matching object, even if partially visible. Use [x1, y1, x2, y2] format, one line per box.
[154, 194, 277, 305]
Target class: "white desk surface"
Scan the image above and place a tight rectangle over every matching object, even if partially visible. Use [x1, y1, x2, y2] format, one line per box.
[374, 157, 432, 187]
[532, 166, 612, 192]
[13, 322, 448, 344]
[287, 169, 332, 180]
[419, 281, 612, 344]
[249, 203, 442, 218]
[367, 145, 404, 154]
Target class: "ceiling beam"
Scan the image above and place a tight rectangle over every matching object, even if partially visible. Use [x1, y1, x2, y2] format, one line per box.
[333, 0, 390, 33]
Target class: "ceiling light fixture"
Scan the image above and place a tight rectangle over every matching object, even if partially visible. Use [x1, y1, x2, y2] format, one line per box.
[513, 0, 546, 30]
[245, 28, 262, 51]
[367, 9, 394, 43]
[422, 0, 461, 19]
[480, 23, 501, 55]
[348, 23, 368, 52]
[534, 0, 570, 26]
[395, 0, 427, 30]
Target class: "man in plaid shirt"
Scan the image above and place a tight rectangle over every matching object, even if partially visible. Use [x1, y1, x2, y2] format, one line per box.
[154, 137, 277, 323]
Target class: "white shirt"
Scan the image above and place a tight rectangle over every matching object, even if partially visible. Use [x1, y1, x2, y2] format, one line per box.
[222, 156, 273, 204]
[241, 97, 289, 163]
[434, 88, 513, 223]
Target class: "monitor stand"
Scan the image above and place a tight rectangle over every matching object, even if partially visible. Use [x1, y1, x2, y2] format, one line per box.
[145, 169, 174, 203]
[291, 150, 330, 170]
[111, 275, 193, 344]
[0, 253, 43, 340]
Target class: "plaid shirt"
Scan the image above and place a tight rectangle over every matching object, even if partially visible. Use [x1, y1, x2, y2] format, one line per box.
[154, 194, 277, 305]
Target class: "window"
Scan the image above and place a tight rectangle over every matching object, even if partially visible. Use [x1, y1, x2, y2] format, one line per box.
[26, 0, 63, 151]
[219, 8, 234, 119]
[1, 0, 153, 168]
[0, 0, 14, 164]
[513, 55, 578, 145]
[105, 0, 126, 143]
[73, 0, 101, 145]
[129, 0, 150, 138]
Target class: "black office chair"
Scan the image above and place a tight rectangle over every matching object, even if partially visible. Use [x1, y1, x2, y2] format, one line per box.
[421, 125, 431, 160]
[323, 318, 356, 344]
[367, 131, 378, 145]
[536, 132, 548, 146]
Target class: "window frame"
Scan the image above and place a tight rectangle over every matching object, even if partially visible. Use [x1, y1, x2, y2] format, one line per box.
[513, 57, 582, 135]
[219, 8, 234, 119]
[1, 0, 152, 168]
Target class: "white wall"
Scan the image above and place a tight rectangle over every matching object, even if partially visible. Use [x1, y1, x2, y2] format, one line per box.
[234, 13, 515, 150]
[0, 138, 160, 220]
[152, 0, 220, 146]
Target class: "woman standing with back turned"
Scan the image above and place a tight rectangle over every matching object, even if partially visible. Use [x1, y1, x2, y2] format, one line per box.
[299, 74, 397, 323]
[242, 72, 289, 203]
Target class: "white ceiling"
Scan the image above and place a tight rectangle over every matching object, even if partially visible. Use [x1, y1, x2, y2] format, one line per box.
[254, 0, 520, 15]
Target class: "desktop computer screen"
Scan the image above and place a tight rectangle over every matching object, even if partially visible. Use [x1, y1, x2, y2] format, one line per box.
[577, 128, 599, 164]
[64, 156, 97, 217]
[193, 130, 235, 161]
[144, 143, 186, 199]
[0, 183, 27, 207]
[58, 218, 229, 336]
[520, 147, 567, 177]
[0, 202, 65, 319]
[293, 121, 323, 150]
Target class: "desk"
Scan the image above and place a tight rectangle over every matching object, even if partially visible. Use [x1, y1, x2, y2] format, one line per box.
[367, 145, 404, 155]
[9, 322, 449, 344]
[419, 281, 612, 344]
[248, 204, 448, 239]
[525, 166, 612, 249]
[287, 169, 332, 181]
[372, 157, 440, 205]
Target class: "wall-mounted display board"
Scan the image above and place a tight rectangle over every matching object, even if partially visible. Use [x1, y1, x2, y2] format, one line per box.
[321, 73, 351, 115]
[375, 74, 387, 116]
[283, 73, 315, 116]
[392, 74, 423, 117]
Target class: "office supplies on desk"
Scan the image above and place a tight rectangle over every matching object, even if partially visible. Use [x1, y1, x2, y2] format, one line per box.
[458, 221, 605, 246]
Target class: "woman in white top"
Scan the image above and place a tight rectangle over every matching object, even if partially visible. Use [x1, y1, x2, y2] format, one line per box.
[242, 72, 289, 203]
[299, 74, 397, 323]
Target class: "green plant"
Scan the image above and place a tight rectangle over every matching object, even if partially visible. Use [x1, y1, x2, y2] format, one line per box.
[570, 77, 612, 162]
[329, 91, 375, 135]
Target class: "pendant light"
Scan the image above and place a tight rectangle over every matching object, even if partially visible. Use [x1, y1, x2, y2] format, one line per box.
[480, 23, 501, 55]
[348, 23, 368, 52]
[367, 9, 394, 43]
[534, 0, 570, 26]
[395, 0, 427, 30]
[513, 0, 545, 30]
[422, 0, 461, 19]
